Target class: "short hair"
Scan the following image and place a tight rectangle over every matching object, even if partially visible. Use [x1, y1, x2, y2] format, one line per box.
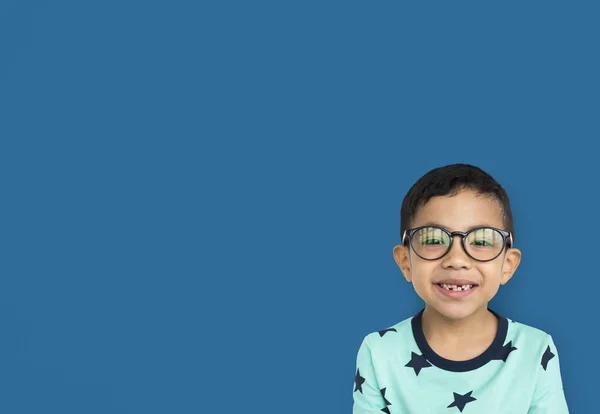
[400, 163, 514, 242]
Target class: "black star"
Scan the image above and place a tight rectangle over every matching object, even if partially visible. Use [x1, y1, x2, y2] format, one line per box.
[354, 368, 366, 393]
[378, 328, 397, 337]
[380, 387, 391, 406]
[381, 407, 390, 414]
[493, 340, 517, 362]
[447, 391, 477, 412]
[404, 352, 432, 376]
[541, 345, 555, 371]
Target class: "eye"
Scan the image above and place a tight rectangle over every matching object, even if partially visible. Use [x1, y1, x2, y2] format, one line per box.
[467, 228, 501, 248]
[415, 227, 448, 247]
[471, 239, 493, 247]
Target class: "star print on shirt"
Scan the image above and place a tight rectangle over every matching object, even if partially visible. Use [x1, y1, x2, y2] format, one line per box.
[405, 351, 432, 376]
[378, 328, 397, 337]
[493, 341, 517, 362]
[447, 391, 477, 412]
[541, 345, 555, 371]
[354, 368, 366, 393]
[380, 387, 391, 406]
[380, 387, 391, 413]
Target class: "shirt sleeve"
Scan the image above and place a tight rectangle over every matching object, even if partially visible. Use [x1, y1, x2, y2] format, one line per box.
[352, 335, 388, 414]
[528, 335, 569, 414]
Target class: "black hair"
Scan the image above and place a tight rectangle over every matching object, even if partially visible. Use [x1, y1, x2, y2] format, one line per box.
[400, 163, 514, 241]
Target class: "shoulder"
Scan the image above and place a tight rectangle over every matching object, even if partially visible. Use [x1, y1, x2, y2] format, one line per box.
[357, 313, 416, 355]
[505, 316, 558, 355]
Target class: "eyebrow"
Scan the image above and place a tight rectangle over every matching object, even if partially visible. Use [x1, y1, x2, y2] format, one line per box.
[419, 222, 498, 232]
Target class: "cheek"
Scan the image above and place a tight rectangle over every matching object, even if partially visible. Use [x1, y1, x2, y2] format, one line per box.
[479, 282, 501, 303]
[479, 263, 503, 281]
[412, 281, 433, 301]
[477, 265, 504, 294]
[410, 263, 437, 291]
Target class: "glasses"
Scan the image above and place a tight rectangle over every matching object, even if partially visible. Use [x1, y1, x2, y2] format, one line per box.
[402, 226, 513, 262]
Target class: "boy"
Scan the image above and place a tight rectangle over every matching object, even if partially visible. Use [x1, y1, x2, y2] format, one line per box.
[352, 164, 568, 413]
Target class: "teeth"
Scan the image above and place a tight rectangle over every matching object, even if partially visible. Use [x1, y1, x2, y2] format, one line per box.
[440, 284, 474, 291]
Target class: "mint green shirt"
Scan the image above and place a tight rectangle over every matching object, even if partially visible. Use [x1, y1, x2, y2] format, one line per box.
[353, 309, 568, 413]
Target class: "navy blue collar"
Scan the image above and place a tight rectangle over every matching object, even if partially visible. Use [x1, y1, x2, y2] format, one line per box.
[411, 308, 508, 372]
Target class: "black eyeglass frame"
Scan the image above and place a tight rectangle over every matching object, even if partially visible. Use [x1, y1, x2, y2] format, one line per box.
[401, 225, 514, 262]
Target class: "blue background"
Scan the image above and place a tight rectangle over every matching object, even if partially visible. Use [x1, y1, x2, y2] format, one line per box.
[1, 1, 596, 412]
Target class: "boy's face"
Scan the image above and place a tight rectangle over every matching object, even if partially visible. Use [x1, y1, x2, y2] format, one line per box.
[393, 189, 521, 321]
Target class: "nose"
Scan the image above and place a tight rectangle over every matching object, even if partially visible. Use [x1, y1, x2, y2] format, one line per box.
[441, 237, 472, 269]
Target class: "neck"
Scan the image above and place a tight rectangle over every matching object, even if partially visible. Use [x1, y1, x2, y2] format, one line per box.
[421, 305, 497, 344]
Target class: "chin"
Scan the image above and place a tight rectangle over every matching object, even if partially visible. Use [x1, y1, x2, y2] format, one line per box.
[428, 303, 481, 321]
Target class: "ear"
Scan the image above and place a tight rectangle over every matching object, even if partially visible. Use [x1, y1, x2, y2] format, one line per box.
[393, 244, 413, 282]
[500, 248, 521, 285]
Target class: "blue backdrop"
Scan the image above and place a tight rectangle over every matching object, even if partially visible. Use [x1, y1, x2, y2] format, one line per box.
[1, 1, 596, 412]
